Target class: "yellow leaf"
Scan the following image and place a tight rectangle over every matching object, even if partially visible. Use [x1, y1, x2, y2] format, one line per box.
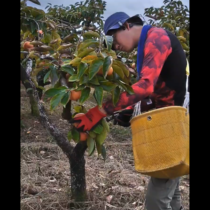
[81, 55, 98, 64]
[69, 57, 81, 67]
[77, 48, 95, 58]
[177, 36, 186, 42]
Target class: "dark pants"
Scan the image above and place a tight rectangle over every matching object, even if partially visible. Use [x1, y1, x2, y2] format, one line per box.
[145, 177, 182, 210]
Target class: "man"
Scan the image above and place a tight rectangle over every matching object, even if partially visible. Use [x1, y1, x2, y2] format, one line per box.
[70, 12, 187, 210]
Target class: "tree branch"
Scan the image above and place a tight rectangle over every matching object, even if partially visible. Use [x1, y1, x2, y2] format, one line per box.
[145, 15, 157, 20]
[24, 60, 74, 159]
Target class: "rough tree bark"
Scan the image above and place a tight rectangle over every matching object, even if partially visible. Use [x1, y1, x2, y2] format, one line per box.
[23, 59, 88, 201]
[21, 63, 39, 116]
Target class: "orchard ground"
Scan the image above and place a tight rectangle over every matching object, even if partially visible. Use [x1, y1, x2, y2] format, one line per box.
[21, 84, 189, 210]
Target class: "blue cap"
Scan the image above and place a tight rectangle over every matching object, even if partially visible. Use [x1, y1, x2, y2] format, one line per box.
[104, 12, 143, 35]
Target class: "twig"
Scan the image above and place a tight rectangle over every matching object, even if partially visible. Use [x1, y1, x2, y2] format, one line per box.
[46, 15, 81, 29]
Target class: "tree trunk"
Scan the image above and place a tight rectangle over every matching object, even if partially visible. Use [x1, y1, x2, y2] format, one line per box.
[24, 60, 88, 202]
[70, 141, 88, 201]
[21, 64, 39, 116]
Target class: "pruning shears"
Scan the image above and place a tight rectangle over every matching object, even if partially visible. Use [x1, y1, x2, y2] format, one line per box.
[105, 112, 120, 122]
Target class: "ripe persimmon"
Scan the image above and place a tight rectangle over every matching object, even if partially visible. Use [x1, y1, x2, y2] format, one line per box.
[80, 132, 88, 141]
[23, 41, 34, 51]
[70, 90, 82, 101]
[97, 66, 113, 76]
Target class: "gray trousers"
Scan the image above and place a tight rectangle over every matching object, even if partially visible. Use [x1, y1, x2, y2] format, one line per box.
[145, 177, 182, 210]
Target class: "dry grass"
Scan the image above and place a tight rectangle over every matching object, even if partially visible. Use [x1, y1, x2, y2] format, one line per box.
[21, 85, 189, 210]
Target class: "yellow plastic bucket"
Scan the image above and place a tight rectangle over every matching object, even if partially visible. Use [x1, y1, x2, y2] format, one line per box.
[130, 106, 189, 179]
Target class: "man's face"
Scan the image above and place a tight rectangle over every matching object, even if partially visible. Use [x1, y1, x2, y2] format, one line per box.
[108, 26, 135, 52]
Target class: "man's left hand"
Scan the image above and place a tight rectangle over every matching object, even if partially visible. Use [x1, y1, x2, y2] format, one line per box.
[69, 106, 107, 131]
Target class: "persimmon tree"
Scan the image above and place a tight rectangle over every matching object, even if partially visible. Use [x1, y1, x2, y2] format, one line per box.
[21, 0, 134, 202]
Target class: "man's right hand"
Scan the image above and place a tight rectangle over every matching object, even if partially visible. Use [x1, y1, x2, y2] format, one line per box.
[113, 96, 156, 127]
[113, 106, 133, 127]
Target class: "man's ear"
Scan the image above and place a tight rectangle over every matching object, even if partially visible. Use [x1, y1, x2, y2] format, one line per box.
[123, 22, 130, 30]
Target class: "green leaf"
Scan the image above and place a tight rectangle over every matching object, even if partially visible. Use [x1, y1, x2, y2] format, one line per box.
[113, 60, 130, 77]
[104, 36, 113, 51]
[30, 21, 37, 35]
[43, 70, 51, 84]
[69, 57, 81, 67]
[62, 59, 71, 64]
[78, 39, 99, 53]
[118, 82, 135, 95]
[50, 92, 66, 110]
[74, 105, 83, 113]
[78, 62, 88, 79]
[97, 76, 107, 82]
[121, 74, 131, 85]
[67, 131, 72, 141]
[78, 87, 91, 104]
[44, 86, 67, 99]
[61, 64, 75, 75]
[53, 80, 61, 88]
[123, 84, 134, 95]
[93, 123, 104, 134]
[87, 137, 95, 156]
[101, 145, 106, 160]
[96, 141, 102, 155]
[88, 76, 100, 85]
[68, 74, 79, 82]
[77, 48, 95, 58]
[79, 75, 88, 85]
[112, 86, 121, 106]
[61, 91, 70, 106]
[103, 56, 113, 78]
[112, 64, 124, 79]
[100, 81, 117, 91]
[74, 105, 87, 114]
[83, 31, 100, 39]
[103, 49, 117, 59]
[35, 14, 44, 20]
[63, 34, 78, 42]
[50, 66, 59, 86]
[93, 86, 103, 107]
[89, 59, 104, 80]
[95, 126, 107, 145]
[77, 84, 86, 90]
[72, 127, 80, 143]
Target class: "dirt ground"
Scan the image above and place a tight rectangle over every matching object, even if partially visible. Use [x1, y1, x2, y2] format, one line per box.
[21, 84, 189, 210]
